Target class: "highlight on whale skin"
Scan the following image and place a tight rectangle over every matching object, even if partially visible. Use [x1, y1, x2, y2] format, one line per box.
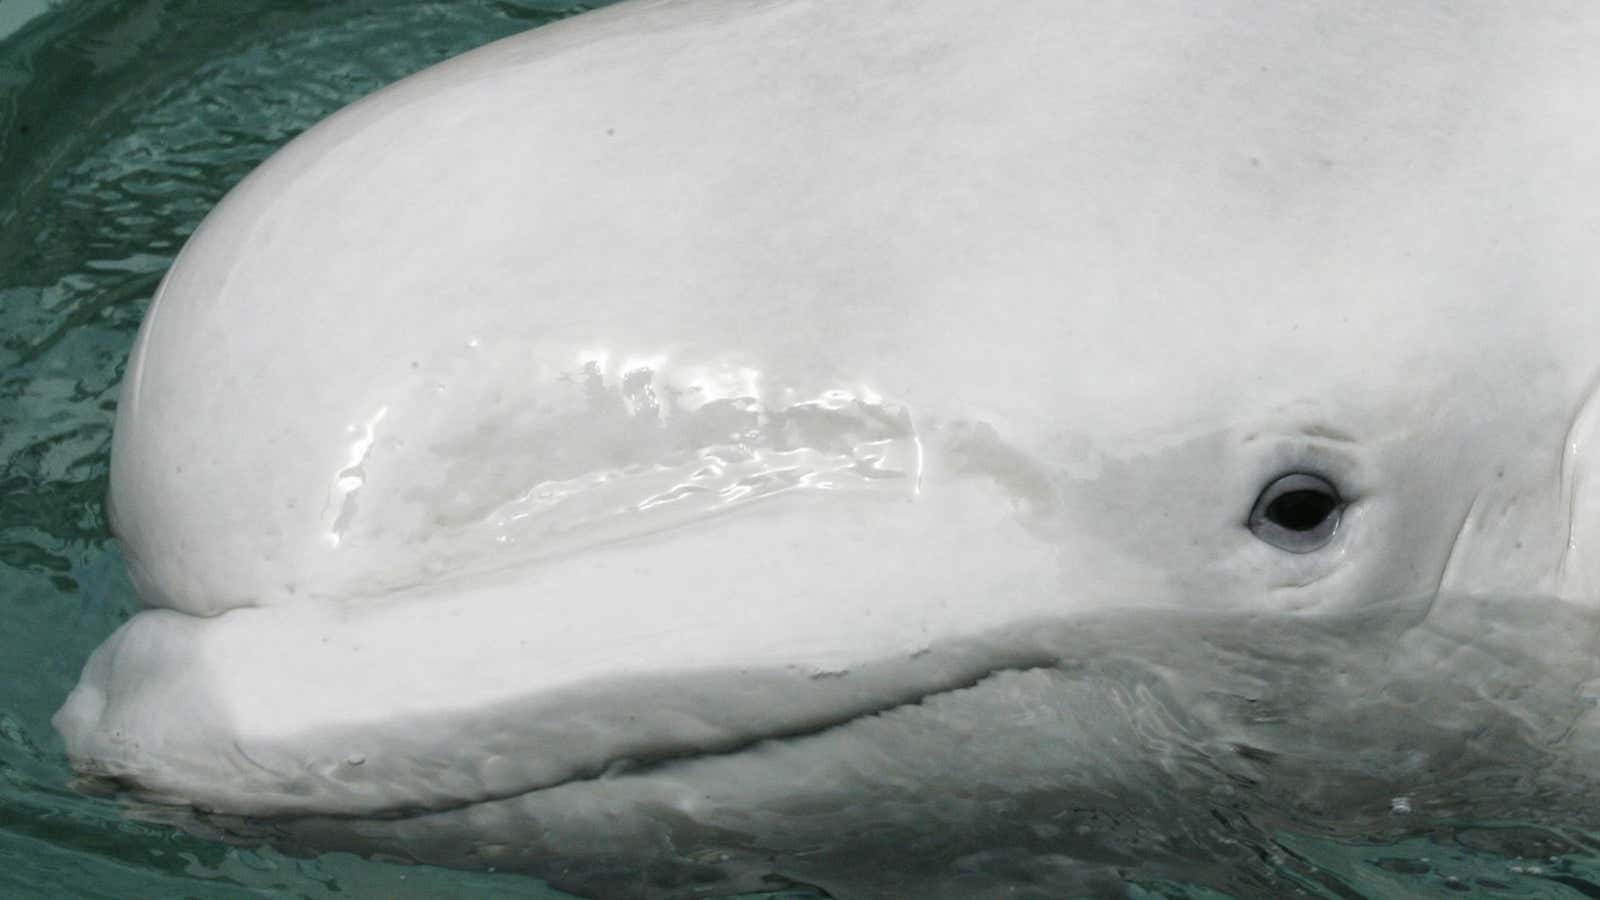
[53, 1, 1600, 897]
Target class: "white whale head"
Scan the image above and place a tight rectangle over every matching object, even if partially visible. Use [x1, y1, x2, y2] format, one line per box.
[55, 0, 1600, 894]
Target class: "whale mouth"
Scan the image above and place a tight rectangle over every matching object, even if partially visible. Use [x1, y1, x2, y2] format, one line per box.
[59, 433, 1074, 820]
[53, 579, 1064, 819]
[73, 652, 1065, 824]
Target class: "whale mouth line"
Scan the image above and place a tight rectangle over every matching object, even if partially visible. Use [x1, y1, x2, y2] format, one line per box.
[379, 661, 1063, 824]
[571, 676, 1037, 782]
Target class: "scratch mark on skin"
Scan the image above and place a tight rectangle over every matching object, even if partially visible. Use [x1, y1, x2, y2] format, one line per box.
[229, 740, 288, 790]
[1428, 491, 1480, 623]
[1298, 424, 1360, 444]
[1558, 369, 1600, 595]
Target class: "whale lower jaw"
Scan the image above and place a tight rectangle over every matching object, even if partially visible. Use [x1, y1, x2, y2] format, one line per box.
[53, 579, 1059, 818]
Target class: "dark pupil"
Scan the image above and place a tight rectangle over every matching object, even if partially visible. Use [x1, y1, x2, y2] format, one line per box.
[1265, 490, 1336, 531]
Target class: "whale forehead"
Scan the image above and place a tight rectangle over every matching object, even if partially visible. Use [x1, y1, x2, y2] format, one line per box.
[111, 0, 1600, 612]
[127, 0, 1600, 419]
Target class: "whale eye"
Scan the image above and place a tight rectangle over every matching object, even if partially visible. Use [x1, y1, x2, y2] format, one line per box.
[1247, 472, 1343, 553]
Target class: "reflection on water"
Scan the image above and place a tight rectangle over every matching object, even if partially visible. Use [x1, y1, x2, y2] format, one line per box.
[4, 2, 1600, 898]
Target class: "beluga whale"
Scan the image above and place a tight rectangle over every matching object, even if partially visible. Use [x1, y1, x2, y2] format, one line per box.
[55, 0, 1600, 896]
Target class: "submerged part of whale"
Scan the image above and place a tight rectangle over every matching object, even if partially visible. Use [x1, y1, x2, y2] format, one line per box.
[55, 0, 1600, 896]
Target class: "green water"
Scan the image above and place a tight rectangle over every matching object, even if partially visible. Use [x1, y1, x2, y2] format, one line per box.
[5, 2, 1600, 898]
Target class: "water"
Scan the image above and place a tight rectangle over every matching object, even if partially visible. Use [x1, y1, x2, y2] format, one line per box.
[4, 2, 1600, 897]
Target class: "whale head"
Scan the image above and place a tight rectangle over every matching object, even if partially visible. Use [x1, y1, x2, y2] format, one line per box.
[55, 0, 1600, 894]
